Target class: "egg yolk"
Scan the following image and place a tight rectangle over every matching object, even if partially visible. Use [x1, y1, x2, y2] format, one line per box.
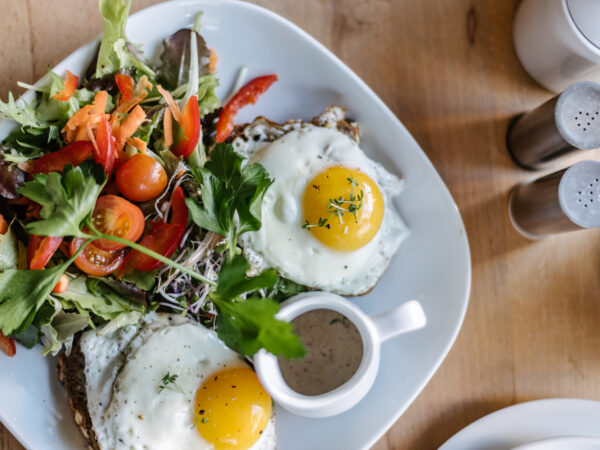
[194, 367, 272, 449]
[302, 166, 384, 251]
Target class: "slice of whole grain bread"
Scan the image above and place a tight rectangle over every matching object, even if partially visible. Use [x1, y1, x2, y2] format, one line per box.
[57, 335, 101, 450]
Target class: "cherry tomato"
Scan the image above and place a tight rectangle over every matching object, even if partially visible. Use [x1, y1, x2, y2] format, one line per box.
[94, 115, 116, 176]
[30, 141, 93, 175]
[27, 235, 63, 270]
[52, 274, 69, 294]
[115, 73, 134, 101]
[70, 238, 125, 276]
[216, 74, 278, 143]
[172, 95, 201, 157]
[90, 195, 145, 251]
[0, 331, 15, 357]
[53, 70, 78, 102]
[116, 154, 168, 202]
[118, 186, 188, 274]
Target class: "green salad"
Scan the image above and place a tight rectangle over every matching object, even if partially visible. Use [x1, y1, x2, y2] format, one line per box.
[0, 0, 305, 359]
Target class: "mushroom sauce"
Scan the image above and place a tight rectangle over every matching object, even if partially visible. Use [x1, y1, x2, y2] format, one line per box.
[278, 309, 363, 396]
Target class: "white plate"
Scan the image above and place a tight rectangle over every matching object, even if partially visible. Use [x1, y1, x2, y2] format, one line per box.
[0, 1, 471, 449]
[440, 399, 600, 450]
[514, 436, 600, 450]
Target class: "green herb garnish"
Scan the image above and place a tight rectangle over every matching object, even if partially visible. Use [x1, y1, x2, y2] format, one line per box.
[186, 143, 273, 260]
[303, 176, 364, 230]
[159, 372, 184, 394]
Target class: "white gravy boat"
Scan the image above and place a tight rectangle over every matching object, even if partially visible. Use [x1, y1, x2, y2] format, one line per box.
[254, 292, 426, 418]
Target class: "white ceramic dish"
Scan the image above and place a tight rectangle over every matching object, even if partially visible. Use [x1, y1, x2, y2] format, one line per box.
[0, 1, 471, 449]
[514, 436, 600, 450]
[254, 292, 426, 418]
[440, 399, 600, 450]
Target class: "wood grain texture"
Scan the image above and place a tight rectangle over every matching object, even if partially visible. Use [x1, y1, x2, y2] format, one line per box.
[3, 0, 600, 449]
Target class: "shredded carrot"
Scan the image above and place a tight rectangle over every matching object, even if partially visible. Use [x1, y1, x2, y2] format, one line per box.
[157, 85, 183, 123]
[0, 214, 8, 235]
[126, 137, 147, 153]
[176, 168, 186, 179]
[114, 75, 153, 115]
[62, 104, 92, 142]
[62, 90, 108, 143]
[87, 123, 100, 156]
[209, 49, 218, 74]
[163, 107, 173, 147]
[91, 90, 108, 116]
[114, 105, 146, 151]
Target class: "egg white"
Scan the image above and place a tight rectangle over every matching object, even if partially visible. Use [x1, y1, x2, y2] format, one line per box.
[80, 312, 276, 450]
[236, 125, 408, 295]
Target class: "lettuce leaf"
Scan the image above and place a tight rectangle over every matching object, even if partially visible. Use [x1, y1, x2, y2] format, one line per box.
[56, 276, 144, 321]
[95, 0, 155, 79]
[197, 74, 220, 116]
[39, 300, 90, 356]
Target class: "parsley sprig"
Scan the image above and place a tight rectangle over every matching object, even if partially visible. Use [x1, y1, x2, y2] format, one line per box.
[303, 176, 364, 230]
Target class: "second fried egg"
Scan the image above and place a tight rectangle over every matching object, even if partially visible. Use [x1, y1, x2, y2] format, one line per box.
[237, 125, 408, 295]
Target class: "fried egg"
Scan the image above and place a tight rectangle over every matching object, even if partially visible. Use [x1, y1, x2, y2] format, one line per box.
[235, 120, 408, 295]
[80, 312, 276, 450]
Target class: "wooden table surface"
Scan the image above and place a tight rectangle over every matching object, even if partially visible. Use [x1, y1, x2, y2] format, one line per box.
[3, 0, 600, 449]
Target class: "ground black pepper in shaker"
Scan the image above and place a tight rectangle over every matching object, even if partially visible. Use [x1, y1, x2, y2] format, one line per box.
[509, 160, 600, 238]
[507, 81, 600, 170]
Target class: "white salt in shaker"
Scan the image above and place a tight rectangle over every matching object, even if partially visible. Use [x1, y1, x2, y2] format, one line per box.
[514, 0, 600, 92]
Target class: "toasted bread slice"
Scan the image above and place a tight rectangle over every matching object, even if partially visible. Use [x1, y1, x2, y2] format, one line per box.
[57, 335, 101, 450]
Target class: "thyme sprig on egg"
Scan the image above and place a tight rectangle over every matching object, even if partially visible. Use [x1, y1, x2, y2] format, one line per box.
[303, 176, 364, 230]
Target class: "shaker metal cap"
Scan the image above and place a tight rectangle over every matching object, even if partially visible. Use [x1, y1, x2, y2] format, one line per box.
[559, 160, 600, 228]
[555, 81, 600, 149]
[566, 0, 600, 49]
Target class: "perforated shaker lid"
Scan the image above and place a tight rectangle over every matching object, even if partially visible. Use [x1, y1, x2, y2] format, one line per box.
[559, 160, 600, 228]
[555, 81, 600, 149]
[566, 0, 600, 49]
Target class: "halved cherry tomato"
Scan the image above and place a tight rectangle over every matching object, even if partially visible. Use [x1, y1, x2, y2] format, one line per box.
[30, 141, 93, 175]
[90, 195, 145, 251]
[94, 115, 116, 176]
[118, 186, 188, 274]
[53, 70, 78, 102]
[28, 235, 63, 270]
[172, 95, 200, 158]
[70, 238, 125, 276]
[0, 331, 15, 357]
[52, 274, 69, 294]
[216, 74, 278, 143]
[115, 73, 134, 101]
[116, 153, 167, 202]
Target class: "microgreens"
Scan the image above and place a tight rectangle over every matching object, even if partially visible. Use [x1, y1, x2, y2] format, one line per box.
[158, 372, 184, 394]
[303, 176, 364, 230]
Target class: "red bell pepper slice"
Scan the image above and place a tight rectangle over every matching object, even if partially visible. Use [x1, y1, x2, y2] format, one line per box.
[53, 70, 78, 102]
[168, 185, 189, 229]
[30, 141, 94, 175]
[118, 186, 188, 274]
[94, 115, 116, 176]
[115, 73, 134, 101]
[216, 74, 278, 143]
[27, 235, 63, 270]
[172, 95, 200, 158]
[0, 331, 15, 357]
